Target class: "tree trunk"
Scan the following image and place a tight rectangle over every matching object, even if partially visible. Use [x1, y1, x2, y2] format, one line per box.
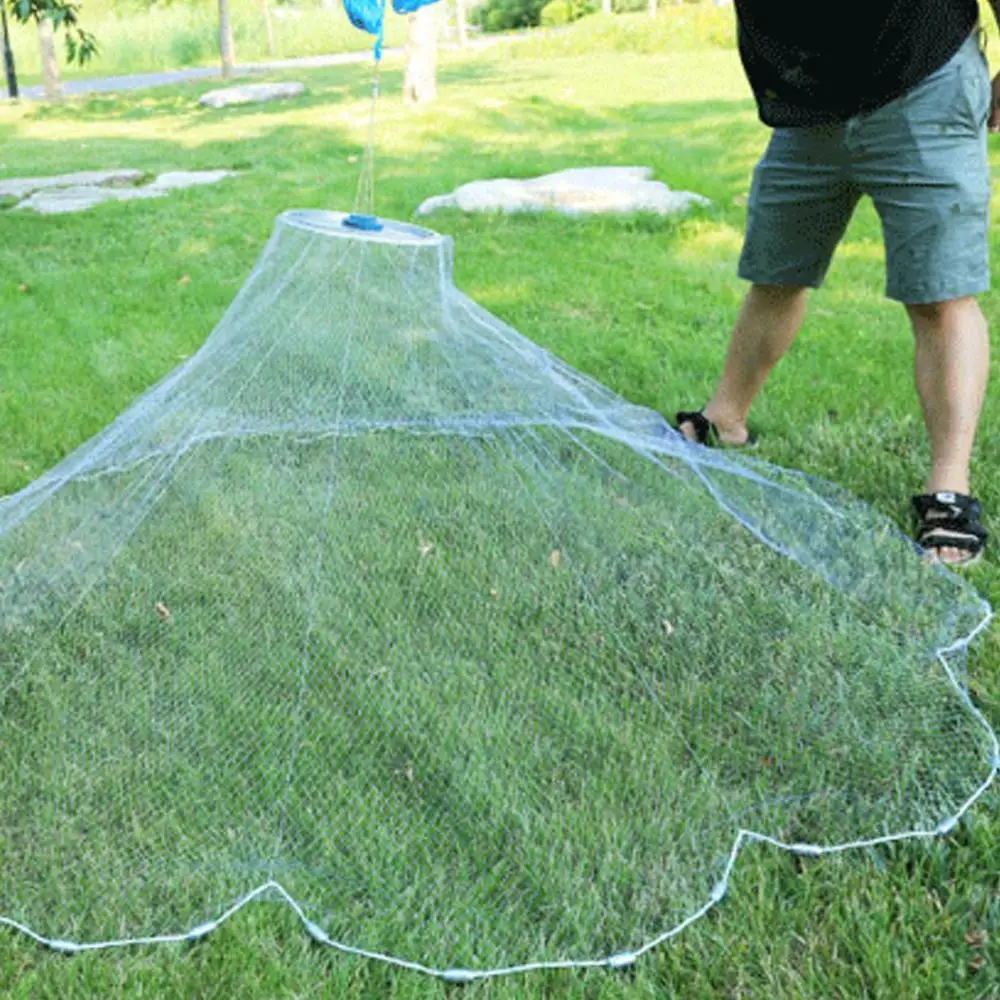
[455, 0, 468, 48]
[261, 0, 275, 57]
[218, 0, 236, 79]
[647, 0, 656, 15]
[601, 0, 612, 14]
[0, 0, 18, 100]
[37, 15, 61, 100]
[403, 5, 437, 106]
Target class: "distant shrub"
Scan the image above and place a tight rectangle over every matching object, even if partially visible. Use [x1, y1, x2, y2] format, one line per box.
[476, 0, 731, 37]
[539, 0, 594, 24]
[539, 0, 571, 25]
[490, 6, 736, 53]
[168, 28, 209, 66]
[471, 0, 549, 32]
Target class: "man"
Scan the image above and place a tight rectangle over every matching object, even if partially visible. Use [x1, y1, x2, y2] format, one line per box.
[677, 0, 995, 566]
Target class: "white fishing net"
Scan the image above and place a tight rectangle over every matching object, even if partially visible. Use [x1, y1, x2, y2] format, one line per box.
[1, 210, 996, 980]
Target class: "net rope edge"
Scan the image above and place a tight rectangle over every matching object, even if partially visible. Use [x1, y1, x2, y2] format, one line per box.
[0, 607, 995, 981]
[2, 212, 996, 979]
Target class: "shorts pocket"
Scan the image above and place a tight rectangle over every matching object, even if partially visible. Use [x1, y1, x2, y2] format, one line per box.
[957, 44, 992, 131]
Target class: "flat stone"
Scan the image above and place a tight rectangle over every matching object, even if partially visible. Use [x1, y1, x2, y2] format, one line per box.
[417, 166, 710, 218]
[9, 168, 235, 214]
[147, 170, 236, 191]
[0, 169, 144, 200]
[198, 82, 305, 108]
[17, 185, 166, 215]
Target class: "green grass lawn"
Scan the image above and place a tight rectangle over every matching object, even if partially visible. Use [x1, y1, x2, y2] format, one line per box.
[1, 23, 1000, 999]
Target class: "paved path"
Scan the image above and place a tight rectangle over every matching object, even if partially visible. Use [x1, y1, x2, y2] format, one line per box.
[6, 36, 502, 101]
[9, 50, 388, 101]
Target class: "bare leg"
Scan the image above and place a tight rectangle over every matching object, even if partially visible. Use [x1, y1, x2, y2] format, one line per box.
[680, 284, 808, 445]
[907, 296, 989, 563]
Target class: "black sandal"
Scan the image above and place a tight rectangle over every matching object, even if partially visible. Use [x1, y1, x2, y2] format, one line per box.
[912, 491, 988, 567]
[675, 409, 758, 450]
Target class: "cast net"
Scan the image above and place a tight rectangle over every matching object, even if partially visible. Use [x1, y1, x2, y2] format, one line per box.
[0, 211, 996, 978]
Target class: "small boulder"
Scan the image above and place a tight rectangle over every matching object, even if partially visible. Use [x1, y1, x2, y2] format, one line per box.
[18, 185, 165, 215]
[417, 166, 710, 218]
[9, 169, 234, 214]
[199, 82, 305, 109]
[147, 170, 236, 192]
[0, 169, 144, 201]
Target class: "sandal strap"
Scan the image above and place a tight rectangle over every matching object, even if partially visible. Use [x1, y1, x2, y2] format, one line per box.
[912, 491, 982, 522]
[912, 491, 988, 554]
[675, 410, 713, 445]
[916, 530, 985, 554]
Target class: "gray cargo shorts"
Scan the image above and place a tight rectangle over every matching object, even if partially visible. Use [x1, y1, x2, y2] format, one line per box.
[739, 32, 992, 305]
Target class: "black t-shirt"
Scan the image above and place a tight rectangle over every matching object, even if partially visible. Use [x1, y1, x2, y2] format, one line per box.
[735, 0, 980, 126]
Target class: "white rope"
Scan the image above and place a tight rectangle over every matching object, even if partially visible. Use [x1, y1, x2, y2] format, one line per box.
[2, 606, 993, 981]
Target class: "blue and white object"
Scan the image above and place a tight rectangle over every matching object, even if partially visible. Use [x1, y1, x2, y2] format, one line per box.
[343, 0, 441, 59]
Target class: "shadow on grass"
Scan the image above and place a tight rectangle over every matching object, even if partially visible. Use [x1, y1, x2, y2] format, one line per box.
[26, 76, 364, 126]
[22, 59, 557, 127]
[7, 82, 765, 210]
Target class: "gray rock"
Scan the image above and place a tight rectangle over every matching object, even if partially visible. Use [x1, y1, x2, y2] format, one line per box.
[8, 168, 236, 214]
[18, 185, 166, 215]
[0, 169, 144, 200]
[417, 166, 711, 218]
[147, 170, 235, 192]
[198, 82, 305, 108]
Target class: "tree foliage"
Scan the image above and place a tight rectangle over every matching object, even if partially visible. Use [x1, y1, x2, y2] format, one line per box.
[5, 0, 98, 64]
[472, 0, 592, 32]
[470, 0, 545, 31]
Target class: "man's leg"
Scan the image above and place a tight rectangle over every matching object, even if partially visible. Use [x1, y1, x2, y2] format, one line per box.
[907, 297, 989, 500]
[680, 121, 857, 446]
[681, 284, 808, 445]
[858, 34, 992, 562]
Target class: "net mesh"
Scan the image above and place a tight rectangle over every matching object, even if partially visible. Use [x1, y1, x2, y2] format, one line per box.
[1, 210, 996, 977]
